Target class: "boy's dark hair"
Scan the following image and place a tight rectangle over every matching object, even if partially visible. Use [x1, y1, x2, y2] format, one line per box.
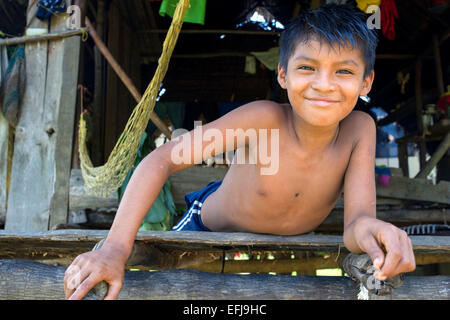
[279, 3, 378, 78]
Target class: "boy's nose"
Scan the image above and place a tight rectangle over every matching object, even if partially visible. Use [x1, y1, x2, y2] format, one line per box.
[311, 72, 336, 92]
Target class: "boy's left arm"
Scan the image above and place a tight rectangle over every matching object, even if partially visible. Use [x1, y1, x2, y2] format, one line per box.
[342, 112, 415, 280]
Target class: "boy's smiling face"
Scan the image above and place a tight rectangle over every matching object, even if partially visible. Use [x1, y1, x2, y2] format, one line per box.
[278, 39, 374, 127]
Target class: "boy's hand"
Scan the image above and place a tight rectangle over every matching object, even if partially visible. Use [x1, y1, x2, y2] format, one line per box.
[351, 216, 416, 281]
[64, 247, 126, 300]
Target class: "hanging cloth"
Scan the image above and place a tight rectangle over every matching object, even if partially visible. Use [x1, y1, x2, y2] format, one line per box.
[0, 46, 25, 128]
[36, 0, 67, 21]
[380, 0, 398, 40]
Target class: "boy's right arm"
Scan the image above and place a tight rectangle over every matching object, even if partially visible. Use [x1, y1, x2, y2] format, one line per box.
[63, 100, 282, 300]
[64, 150, 174, 300]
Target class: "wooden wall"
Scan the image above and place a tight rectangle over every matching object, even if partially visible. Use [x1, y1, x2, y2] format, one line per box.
[104, 3, 141, 163]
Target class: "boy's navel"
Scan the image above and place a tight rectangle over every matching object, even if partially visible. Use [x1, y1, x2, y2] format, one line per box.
[295, 193, 300, 197]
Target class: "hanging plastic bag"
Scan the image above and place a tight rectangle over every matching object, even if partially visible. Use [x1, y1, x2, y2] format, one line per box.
[159, 0, 207, 25]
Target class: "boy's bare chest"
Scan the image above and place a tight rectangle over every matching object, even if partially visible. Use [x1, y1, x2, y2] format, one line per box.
[252, 143, 350, 212]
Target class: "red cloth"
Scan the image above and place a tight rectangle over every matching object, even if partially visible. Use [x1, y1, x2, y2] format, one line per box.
[381, 0, 398, 40]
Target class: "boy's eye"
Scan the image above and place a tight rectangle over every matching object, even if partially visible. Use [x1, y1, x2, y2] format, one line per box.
[298, 65, 314, 71]
[337, 69, 354, 75]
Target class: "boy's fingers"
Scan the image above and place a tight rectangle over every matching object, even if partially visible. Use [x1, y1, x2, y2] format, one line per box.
[397, 234, 416, 274]
[65, 287, 76, 300]
[378, 233, 402, 280]
[104, 281, 122, 300]
[361, 236, 385, 270]
[68, 274, 100, 300]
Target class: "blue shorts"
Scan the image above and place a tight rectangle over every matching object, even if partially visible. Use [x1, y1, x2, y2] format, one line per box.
[172, 181, 222, 231]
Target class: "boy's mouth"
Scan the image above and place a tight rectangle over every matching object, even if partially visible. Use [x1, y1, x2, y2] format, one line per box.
[305, 97, 339, 107]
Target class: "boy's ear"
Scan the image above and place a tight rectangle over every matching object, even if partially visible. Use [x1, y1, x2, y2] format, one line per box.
[277, 63, 287, 89]
[360, 70, 375, 97]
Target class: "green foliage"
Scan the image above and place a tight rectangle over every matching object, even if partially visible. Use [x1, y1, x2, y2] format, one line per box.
[119, 132, 177, 231]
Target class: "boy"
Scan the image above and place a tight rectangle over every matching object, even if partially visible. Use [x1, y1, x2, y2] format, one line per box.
[64, 4, 415, 300]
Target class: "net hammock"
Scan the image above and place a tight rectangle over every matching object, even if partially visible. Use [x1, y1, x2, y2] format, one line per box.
[78, 0, 190, 197]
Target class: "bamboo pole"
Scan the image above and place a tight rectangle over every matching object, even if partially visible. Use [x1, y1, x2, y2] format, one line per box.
[0, 28, 88, 46]
[84, 17, 172, 138]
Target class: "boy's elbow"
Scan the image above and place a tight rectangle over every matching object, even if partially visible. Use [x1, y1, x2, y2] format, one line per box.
[140, 145, 174, 177]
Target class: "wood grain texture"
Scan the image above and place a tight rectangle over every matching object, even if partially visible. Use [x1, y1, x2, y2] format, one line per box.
[5, 7, 80, 231]
[5, 2, 50, 231]
[0, 259, 448, 300]
[0, 230, 448, 257]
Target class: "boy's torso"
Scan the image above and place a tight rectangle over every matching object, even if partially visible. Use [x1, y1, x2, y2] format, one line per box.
[200, 103, 360, 235]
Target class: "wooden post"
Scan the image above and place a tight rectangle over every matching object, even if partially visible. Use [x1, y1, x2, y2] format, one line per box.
[0, 46, 9, 218]
[415, 60, 427, 168]
[92, 0, 106, 165]
[397, 141, 410, 177]
[432, 34, 445, 96]
[5, 2, 50, 230]
[5, 2, 81, 230]
[71, 0, 86, 170]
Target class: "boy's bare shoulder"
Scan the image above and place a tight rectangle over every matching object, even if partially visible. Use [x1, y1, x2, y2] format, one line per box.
[233, 100, 286, 128]
[340, 110, 376, 148]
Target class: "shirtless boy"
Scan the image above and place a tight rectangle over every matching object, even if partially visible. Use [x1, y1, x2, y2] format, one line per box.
[64, 4, 416, 300]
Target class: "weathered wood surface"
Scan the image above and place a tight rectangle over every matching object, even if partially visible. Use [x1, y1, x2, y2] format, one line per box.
[375, 175, 450, 204]
[0, 259, 448, 300]
[5, 3, 50, 231]
[5, 8, 81, 231]
[0, 230, 448, 263]
[46, 14, 81, 230]
[69, 169, 118, 210]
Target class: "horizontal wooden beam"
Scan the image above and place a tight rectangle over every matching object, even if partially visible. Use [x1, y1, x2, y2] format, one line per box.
[141, 52, 434, 61]
[0, 230, 448, 259]
[140, 29, 282, 35]
[0, 260, 448, 300]
[375, 175, 450, 204]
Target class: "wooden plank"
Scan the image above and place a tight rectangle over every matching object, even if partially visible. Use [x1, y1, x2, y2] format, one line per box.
[46, 14, 81, 230]
[0, 260, 448, 300]
[6, 7, 81, 230]
[5, 3, 50, 231]
[69, 169, 118, 210]
[375, 175, 450, 204]
[321, 208, 449, 229]
[0, 230, 448, 253]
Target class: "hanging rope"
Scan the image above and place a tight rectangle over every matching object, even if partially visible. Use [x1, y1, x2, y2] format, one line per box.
[78, 0, 190, 197]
